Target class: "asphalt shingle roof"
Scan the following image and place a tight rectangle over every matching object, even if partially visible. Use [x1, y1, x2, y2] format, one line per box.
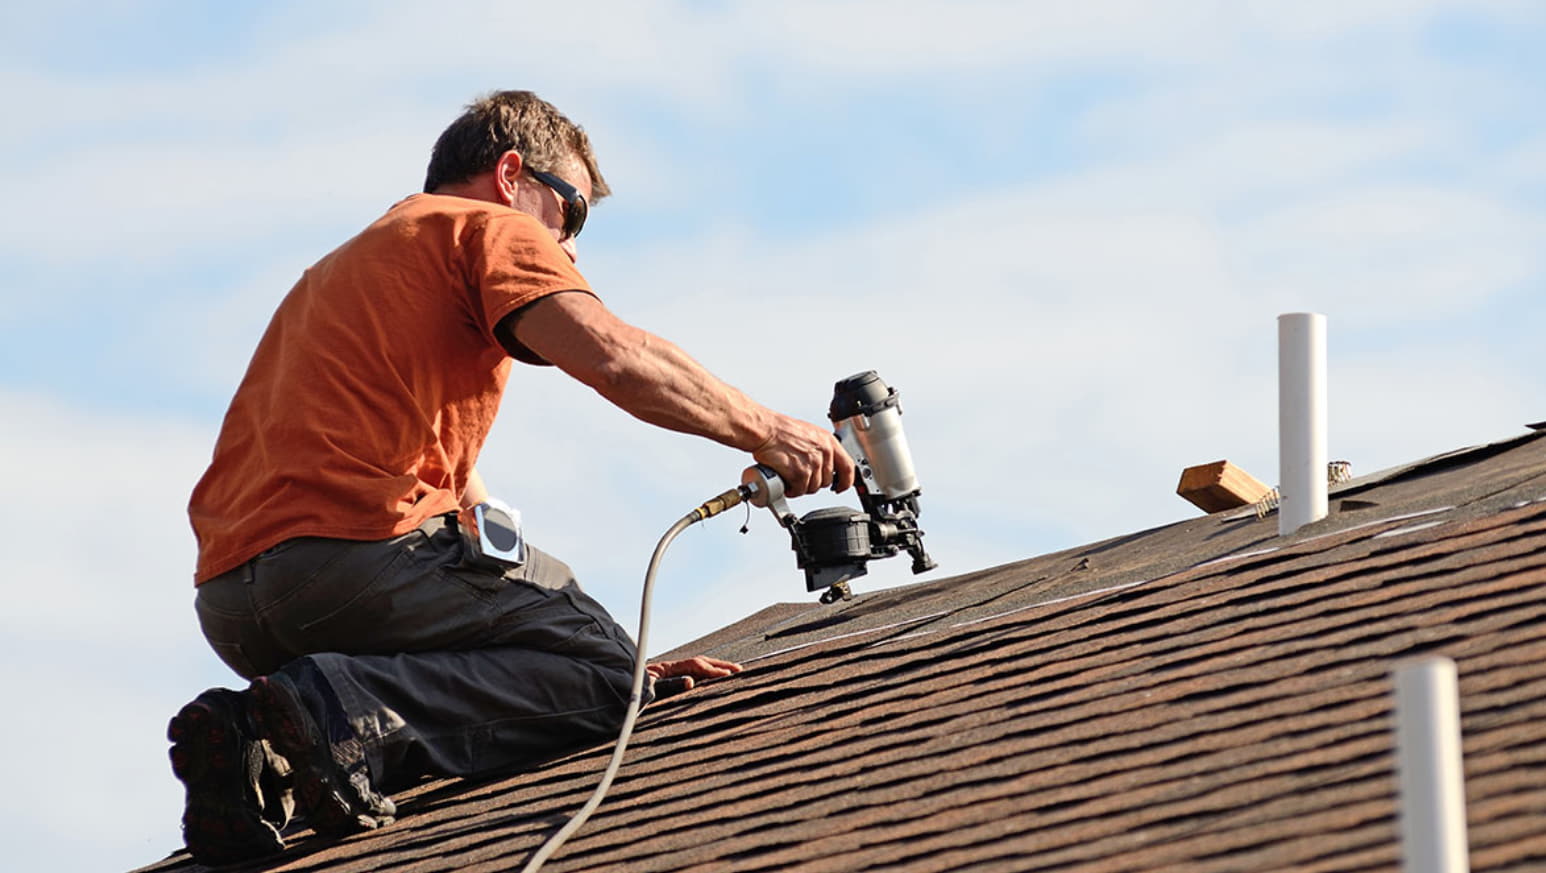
[134, 429, 1546, 872]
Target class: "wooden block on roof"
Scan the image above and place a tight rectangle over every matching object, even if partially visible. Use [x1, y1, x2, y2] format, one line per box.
[1177, 460, 1271, 513]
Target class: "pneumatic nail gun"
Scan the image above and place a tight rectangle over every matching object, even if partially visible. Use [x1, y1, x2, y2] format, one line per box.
[741, 371, 937, 603]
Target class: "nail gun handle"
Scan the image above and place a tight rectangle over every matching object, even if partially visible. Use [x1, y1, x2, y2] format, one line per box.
[740, 464, 796, 526]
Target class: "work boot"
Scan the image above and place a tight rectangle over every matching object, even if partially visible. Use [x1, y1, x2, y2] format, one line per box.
[168, 688, 288, 864]
[248, 671, 395, 835]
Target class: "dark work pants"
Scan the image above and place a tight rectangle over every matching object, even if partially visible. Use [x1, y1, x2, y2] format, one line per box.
[194, 514, 641, 794]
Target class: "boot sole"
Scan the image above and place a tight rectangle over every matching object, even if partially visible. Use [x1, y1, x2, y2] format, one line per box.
[168, 694, 285, 865]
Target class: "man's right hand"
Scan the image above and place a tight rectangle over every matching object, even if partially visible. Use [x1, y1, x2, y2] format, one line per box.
[752, 414, 856, 498]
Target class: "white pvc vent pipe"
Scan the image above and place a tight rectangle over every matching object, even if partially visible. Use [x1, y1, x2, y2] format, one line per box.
[1278, 313, 1328, 536]
[1394, 656, 1471, 873]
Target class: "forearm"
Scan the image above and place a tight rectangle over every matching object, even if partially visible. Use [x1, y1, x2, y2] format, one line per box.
[512, 293, 774, 451]
[510, 292, 852, 496]
[584, 327, 774, 451]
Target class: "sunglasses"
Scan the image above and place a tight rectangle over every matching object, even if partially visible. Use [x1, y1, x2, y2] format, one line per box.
[526, 168, 588, 241]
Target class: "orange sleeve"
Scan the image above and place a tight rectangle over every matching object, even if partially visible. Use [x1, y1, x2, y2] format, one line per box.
[462, 211, 596, 354]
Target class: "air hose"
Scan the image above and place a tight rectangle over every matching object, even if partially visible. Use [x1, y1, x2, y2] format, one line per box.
[519, 484, 751, 873]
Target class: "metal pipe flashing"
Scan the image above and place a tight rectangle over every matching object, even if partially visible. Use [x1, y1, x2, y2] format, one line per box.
[1277, 313, 1328, 536]
[1394, 656, 1471, 873]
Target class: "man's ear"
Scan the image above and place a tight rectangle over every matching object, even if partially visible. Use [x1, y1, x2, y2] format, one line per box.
[493, 150, 525, 205]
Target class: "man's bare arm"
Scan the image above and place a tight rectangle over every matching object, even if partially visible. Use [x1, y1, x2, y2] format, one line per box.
[507, 292, 854, 497]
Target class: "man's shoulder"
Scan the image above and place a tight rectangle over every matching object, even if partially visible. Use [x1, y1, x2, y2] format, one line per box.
[376, 193, 549, 242]
[379, 192, 493, 226]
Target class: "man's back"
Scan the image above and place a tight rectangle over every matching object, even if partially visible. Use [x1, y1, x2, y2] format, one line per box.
[188, 193, 589, 583]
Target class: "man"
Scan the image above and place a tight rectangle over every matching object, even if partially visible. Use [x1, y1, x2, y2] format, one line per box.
[171, 90, 855, 865]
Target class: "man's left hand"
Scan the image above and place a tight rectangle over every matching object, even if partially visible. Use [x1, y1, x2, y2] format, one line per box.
[647, 656, 743, 697]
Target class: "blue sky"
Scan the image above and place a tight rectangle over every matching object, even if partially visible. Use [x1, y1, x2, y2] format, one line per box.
[3, 2, 1544, 870]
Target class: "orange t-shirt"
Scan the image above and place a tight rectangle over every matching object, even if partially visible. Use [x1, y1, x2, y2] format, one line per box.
[188, 193, 591, 584]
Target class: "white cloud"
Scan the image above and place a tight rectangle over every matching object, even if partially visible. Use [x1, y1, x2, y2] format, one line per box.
[1500, 142, 1546, 185]
[1334, 336, 1546, 453]
[0, 391, 240, 870]
[0, 127, 429, 265]
[0, 661, 193, 870]
[1232, 186, 1546, 323]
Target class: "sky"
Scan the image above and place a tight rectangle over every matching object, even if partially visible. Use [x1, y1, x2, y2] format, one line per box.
[2, 1, 1544, 870]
